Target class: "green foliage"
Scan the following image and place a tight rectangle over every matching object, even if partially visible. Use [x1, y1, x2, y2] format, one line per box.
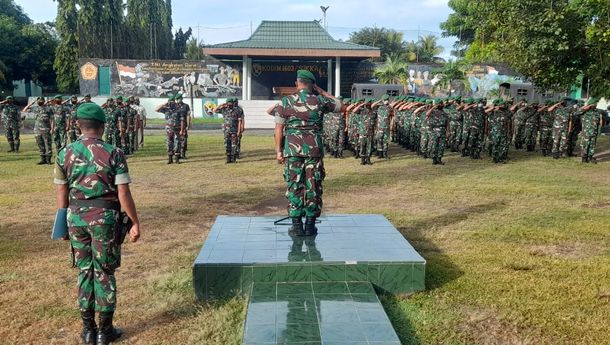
[374, 54, 409, 87]
[432, 59, 468, 95]
[184, 38, 205, 61]
[442, 0, 610, 98]
[0, 0, 58, 89]
[348, 27, 406, 61]
[54, 0, 79, 93]
[173, 27, 192, 59]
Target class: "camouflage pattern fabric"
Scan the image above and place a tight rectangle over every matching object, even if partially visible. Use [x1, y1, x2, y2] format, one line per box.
[275, 89, 340, 217]
[1, 104, 21, 148]
[220, 105, 243, 156]
[176, 102, 191, 157]
[551, 107, 570, 157]
[566, 108, 582, 156]
[411, 110, 422, 154]
[446, 105, 463, 151]
[124, 106, 137, 154]
[31, 104, 53, 157]
[488, 108, 512, 163]
[159, 103, 183, 156]
[462, 106, 485, 159]
[418, 110, 430, 157]
[66, 103, 82, 143]
[404, 110, 415, 150]
[54, 137, 130, 312]
[539, 110, 555, 156]
[393, 110, 404, 145]
[104, 104, 119, 146]
[51, 104, 69, 151]
[375, 104, 392, 154]
[357, 107, 376, 159]
[580, 109, 603, 159]
[513, 107, 528, 149]
[427, 108, 449, 161]
[523, 106, 540, 152]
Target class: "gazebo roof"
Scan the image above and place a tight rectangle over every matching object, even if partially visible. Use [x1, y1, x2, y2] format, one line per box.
[204, 21, 380, 58]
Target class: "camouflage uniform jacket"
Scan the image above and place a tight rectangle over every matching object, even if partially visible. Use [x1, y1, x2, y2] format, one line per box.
[51, 104, 69, 130]
[427, 109, 449, 129]
[552, 107, 570, 131]
[221, 106, 243, 134]
[30, 104, 53, 134]
[176, 103, 191, 128]
[581, 109, 604, 137]
[274, 89, 341, 158]
[158, 103, 182, 130]
[358, 107, 376, 137]
[54, 137, 131, 226]
[376, 104, 392, 131]
[1, 104, 20, 128]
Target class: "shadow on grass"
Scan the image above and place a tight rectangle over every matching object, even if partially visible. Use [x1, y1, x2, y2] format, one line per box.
[381, 295, 424, 345]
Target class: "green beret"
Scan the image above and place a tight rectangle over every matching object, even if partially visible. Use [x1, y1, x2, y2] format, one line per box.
[115, 96, 123, 101]
[337, 96, 344, 100]
[76, 103, 106, 123]
[381, 94, 390, 100]
[545, 99, 554, 105]
[176, 93, 183, 100]
[296, 70, 316, 83]
[167, 94, 175, 101]
[71, 95, 78, 99]
[54, 95, 62, 100]
[433, 98, 443, 105]
[5, 96, 13, 100]
[343, 98, 351, 103]
[84, 94, 91, 98]
[37, 96, 45, 101]
[587, 97, 599, 105]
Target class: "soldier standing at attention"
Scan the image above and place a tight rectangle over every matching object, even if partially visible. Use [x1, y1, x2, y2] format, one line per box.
[548, 98, 571, 159]
[446, 97, 463, 152]
[175, 94, 192, 159]
[131, 97, 147, 149]
[538, 100, 555, 156]
[54, 102, 140, 345]
[580, 98, 604, 163]
[67, 95, 82, 143]
[124, 98, 137, 155]
[274, 70, 342, 236]
[51, 95, 69, 152]
[426, 99, 450, 165]
[24, 97, 54, 165]
[102, 98, 117, 146]
[486, 99, 513, 164]
[372, 95, 393, 159]
[216, 98, 244, 163]
[566, 100, 582, 157]
[511, 100, 528, 150]
[0, 96, 23, 152]
[522, 101, 540, 152]
[156, 94, 184, 164]
[234, 99, 245, 159]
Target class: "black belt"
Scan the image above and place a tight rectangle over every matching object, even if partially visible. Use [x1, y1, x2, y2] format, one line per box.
[70, 199, 120, 210]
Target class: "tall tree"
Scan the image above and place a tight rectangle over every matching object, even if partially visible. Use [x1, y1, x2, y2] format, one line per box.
[348, 27, 406, 61]
[374, 54, 409, 86]
[54, 0, 79, 92]
[184, 38, 205, 60]
[173, 27, 192, 59]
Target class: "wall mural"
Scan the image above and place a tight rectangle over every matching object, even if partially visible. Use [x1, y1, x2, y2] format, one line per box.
[79, 58, 243, 98]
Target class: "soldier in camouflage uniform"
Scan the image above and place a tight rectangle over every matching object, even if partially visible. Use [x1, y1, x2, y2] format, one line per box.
[0, 96, 22, 152]
[156, 94, 184, 164]
[130, 97, 147, 150]
[102, 98, 117, 146]
[24, 97, 54, 164]
[538, 100, 555, 156]
[346, 99, 362, 157]
[373, 95, 393, 159]
[216, 97, 244, 163]
[446, 97, 463, 152]
[67, 96, 82, 143]
[353, 99, 377, 165]
[426, 99, 450, 165]
[326, 97, 346, 158]
[51, 95, 69, 152]
[511, 100, 528, 150]
[486, 99, 513, 163]
[566, 101, 582, 157]
[54, 102, 140, 345]
[580, 98, 604, 163]
[415, 99, 433, 158]
[273, 70, 342, 236]
[522, 102, 540, 152]
[175, 95, 192, 159]
[549, 99, 571, 159]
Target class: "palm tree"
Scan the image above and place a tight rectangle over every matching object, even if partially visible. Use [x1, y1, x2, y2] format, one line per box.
[432, 60, 467, 96]
[416, 35, 444, 63]
[374, 54, 410, 92]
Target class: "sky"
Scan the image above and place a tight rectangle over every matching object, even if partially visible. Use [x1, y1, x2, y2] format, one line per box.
[15, 0, 457, 59]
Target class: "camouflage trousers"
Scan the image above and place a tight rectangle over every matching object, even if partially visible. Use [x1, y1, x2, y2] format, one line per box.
[419, 129, 430, 157]
[182, 131, 189, 157]
[448, 122, 462, 149]
[225, 132, 238, 156]
[429, 128, 447, 160]
[53, 129, 67, 151]
[567, 130, 579, 156]
[551, 128, 569, 156]
[35, 131, 52, 157]
[358, 134, 374, 158]
[124, 130, 136, 154]
[410, 129, 421, 153]
[375, 129, 390, 153]
[524, 126, 538, 151]
[490, 131, 510, 162]
[514, 122, 525, 149]
[166, 127, 183, 156]
[70, 224, 120, 312]
[580, 135, 598, 158]
[4, 124, 20, 147]
[539, 128, 553, 155]
[284, 156, 325, 218]
[462, 129, 484, 157]
[329, 125, 344, 152]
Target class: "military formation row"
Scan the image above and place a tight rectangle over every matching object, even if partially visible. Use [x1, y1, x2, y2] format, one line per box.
[0, 94, 148, 164]
[322, 96, 608, 165]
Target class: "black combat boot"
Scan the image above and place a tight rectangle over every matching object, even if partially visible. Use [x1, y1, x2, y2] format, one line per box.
[553, 152, 560, 159]
[167, 155, 173, 164]
[174, 155, 180, 164]
[47, 155, 53, 164]
[37, 156, 46, 165]
[288, 217, 304, 236]
[96, 311, 123, 345]
[360, 156, 366, 165]
[338, 149, 344, 158]
[437, 158, 445, 165]
[366, 156, 373, 165]
[582, 156, 589, 163]
[80, 310, 97, 345]
[7, 143, 14, 152]
[14, 141, 20, 152]
[304, 217, 317, 236]
[589, 156, 597, 164]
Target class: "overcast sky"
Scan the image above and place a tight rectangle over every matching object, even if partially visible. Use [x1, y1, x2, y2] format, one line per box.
[16, 0, 456, 58]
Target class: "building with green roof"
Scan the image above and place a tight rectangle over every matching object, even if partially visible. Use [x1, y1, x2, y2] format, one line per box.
[204, 20, 380, 100]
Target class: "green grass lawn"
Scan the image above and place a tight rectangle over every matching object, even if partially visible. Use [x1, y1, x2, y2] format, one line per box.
[0, 133, 609, 344]
[146, 117, 224, 126]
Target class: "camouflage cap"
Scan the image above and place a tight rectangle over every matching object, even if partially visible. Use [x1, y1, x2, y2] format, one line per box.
[76, 103, 106, 123]
[296, 70, 316, 83]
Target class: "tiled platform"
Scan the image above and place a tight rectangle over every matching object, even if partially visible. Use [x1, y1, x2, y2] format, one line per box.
[193, 215, 426, 300]
[243, 282, 401, 345]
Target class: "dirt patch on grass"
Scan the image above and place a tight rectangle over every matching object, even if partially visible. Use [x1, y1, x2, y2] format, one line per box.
[246, 191, 286, 215]
[528, 243, 603, 260]
[459, 307, 537, 345]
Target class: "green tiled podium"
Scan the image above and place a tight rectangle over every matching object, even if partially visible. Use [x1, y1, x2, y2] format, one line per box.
[193, 215, 426, 344]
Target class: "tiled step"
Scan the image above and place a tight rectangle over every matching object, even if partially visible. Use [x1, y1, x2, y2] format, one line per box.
[193, 215, 426, 300]
[243, 282, 401, 345]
